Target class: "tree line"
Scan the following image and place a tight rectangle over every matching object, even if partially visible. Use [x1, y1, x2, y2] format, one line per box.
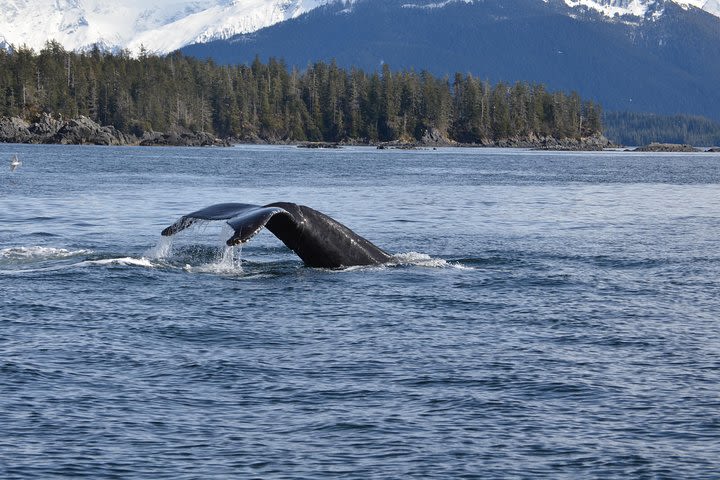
[1, 42, 603, 143]
[603, 111, 720, 147]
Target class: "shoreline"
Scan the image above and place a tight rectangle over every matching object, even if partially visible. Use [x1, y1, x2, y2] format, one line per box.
[4, 115, 718, 152]
[2, 114, 613, 152]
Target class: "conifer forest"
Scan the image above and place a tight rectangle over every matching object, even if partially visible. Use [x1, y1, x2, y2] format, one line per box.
[1, 43, 603, 143]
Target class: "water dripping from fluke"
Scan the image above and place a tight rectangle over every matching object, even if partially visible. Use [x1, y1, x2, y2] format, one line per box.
[151, 221, 245, 275]
[144, 235, 174, 260]
[183, 244, 244, 275]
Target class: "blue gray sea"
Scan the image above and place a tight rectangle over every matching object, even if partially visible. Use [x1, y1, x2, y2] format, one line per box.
[1, 144, 719, 478]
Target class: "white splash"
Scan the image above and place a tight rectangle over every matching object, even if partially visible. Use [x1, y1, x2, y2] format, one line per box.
[81, 257, 156, 268]
[390, 252, 473, 269]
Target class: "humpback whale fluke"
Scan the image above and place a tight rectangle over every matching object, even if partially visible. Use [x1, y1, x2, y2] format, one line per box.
[161, 202, 391, 268]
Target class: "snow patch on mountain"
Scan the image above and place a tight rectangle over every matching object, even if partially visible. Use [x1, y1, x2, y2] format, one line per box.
[698, 0, 720, 16]
[564, 0, 649, 17]
[564, 0, 719, 18]
[663, 0, 720, 16]
[401, 0, 475, 9]
[127, 0, 337, 54]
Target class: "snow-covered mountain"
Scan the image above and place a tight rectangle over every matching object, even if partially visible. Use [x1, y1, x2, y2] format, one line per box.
[0, 0, 340, 54]
[564, 0, 719, 18]
[0, 0, 717, 54]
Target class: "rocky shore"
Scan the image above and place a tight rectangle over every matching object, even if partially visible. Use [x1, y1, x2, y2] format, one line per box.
[2, 115, 622, 151]
[495, 133, 614, 151]
[138, 130, 230, 147]
[634, 143, 700, 152]
[375, 130, 614, 151]
[0, 114, 229, 147]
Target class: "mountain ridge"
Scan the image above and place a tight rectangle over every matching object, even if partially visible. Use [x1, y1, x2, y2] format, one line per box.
[181, 0, 720, 121]
[0, 0, 718, 54]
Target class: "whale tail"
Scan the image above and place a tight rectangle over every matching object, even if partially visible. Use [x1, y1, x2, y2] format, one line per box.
[162, 202, 390, 268]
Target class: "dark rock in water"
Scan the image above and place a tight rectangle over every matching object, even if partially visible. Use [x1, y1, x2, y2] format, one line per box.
[139, 129, 229, 147]
[480, 133, 613, 151]
[373, 132, 613, 151]
[376, 141, 418, 150]
[707, 147, 720, 152]
[297, 142, 341, 149]
[531, 133, 614, 151]
[635, 143, 700, 152]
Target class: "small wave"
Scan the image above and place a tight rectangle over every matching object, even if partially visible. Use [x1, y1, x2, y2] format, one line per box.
[0, 246, 92, 261]
[0, 246, 94, 275]
[390, 252, 472, 269]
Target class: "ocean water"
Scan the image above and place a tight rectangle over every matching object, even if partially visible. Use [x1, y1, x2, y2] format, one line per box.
[1, 144, 719, 478]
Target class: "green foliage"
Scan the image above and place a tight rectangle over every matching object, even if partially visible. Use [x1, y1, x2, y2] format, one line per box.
[0, 44, 603, 142]
[604, 111, 720, 147]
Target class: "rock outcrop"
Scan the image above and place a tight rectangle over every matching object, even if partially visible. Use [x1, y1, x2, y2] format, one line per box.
[52, 116, 135, 145]
[420, 127, 455, 147]
[297, 142, 342, 149]
[0, 114, 228, 147]
[139, 129, 230, 147]
[0, 117, 33, 143]
[635, 143, 700, 152]
[375, 132, 614, 151]
[534, 134, 614, 151]
[499, 133, 613, 151]
[0, 114, 132, 145]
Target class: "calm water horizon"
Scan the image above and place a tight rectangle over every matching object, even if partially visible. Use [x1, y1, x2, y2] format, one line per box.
[1, 144, 719, 478]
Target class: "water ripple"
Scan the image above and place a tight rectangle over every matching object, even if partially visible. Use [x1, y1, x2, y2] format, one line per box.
[2, 145, 720, 479]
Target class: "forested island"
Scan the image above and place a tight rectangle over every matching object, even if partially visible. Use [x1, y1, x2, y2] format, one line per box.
[1, 43, 607, 148]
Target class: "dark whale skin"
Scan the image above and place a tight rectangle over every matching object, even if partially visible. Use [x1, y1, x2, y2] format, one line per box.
[162, 202, 391, 268]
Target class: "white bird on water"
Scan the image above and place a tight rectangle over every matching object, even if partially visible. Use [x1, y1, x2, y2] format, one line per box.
[10, 154, 21, 172]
